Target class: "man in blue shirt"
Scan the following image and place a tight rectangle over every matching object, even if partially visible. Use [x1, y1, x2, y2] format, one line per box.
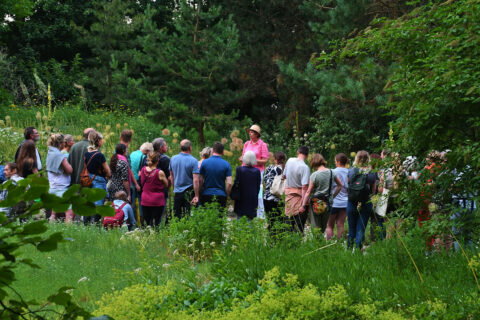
[169, 139, 200, 218]
[199, 142, 232, 207]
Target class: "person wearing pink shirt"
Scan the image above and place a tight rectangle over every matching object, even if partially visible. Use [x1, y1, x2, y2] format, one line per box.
[240, 124, 269, 218]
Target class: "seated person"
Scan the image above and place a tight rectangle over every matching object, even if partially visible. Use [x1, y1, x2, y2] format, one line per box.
[113, 191, 136, 230]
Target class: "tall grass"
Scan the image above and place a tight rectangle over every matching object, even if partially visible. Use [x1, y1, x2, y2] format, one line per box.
[0, 103, 244, 165]
[13, 224, 210, 312]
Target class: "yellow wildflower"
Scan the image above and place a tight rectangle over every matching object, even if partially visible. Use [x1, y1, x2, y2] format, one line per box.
[330, 144, 336, 150]
[350, 152, 356, 158]
[162, 128, 170, 136]
[116, 123, 121, 129]
[35, 112, 41, 120]
[96, 123, 101, 128]
[172, 132, 179, 138]
[223, 150, 233, 157]
[42, 115, 48, 122]
[172, 138, 178, 144]
[0, 120, 4, 126]
[124, 122, 128, 127]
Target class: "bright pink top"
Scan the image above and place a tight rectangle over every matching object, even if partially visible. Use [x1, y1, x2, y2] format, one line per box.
[241, 139, 269, 172]
[140, 167, 165, 207]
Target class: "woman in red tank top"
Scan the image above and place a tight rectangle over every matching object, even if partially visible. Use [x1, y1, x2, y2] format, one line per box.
[140, 152, 168, 227]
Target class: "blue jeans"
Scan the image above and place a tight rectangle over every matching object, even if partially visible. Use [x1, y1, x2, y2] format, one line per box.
[83, 174, 107, 226]
[347, 200, 372, 248]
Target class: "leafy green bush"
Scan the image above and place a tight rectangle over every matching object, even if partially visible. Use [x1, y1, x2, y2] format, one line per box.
[99, 267, 471, 319]
[0, 174, 114, 318]
[167, 203, 226, 261]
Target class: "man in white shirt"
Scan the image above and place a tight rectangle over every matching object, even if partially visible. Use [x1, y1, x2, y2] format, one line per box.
[283, 146, 310, 233]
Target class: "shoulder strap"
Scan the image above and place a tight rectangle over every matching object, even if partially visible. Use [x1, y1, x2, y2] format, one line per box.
[84, 151, 99, 167]
[118, 202, 127, 211]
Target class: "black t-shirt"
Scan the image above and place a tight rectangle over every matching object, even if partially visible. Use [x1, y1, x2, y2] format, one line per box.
[85, 151, 107, 177]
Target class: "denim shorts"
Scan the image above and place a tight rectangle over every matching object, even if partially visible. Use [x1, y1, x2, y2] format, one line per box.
[330, 207, 346, 215]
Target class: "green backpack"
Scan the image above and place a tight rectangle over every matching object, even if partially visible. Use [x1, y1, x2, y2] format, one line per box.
[347, 168, 371, 203]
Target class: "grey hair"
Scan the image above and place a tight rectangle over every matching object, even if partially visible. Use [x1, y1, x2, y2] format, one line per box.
[140, 142, 153, 152]
[64, 134, 74, 143]
[243, 151, 257, 167]
[152, 138, 166, 152]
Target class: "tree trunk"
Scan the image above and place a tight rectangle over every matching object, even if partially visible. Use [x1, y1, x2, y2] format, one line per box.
[198, 121, 205, 146]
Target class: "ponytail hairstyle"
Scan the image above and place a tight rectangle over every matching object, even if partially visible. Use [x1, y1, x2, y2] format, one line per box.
[110, 143, 127, 173]
[88, 130, 103, 150]
[354, 150, 370, 167]
[47, 133, 64, 149]
[147, 151, 160, 167]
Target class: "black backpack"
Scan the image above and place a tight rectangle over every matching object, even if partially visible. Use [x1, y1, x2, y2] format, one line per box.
[347, 168, 371, 203]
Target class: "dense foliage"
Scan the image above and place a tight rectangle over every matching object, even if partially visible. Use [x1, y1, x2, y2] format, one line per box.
[0, 0, 432, 148]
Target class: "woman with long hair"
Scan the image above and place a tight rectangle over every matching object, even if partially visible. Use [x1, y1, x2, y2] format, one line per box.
[327, 153, 349, 240]
[16, 140, 38, 178]
[84, 130, 111, 225]
[46, 133, 74, 223]
[107, 144, 131, 202]
[346, 150, 377, 249]
[140, 152, 168, 227]
[302, 153, 342, 234]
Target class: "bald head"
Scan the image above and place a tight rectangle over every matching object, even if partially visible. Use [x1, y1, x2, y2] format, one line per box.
[83, 128, 94, 139]
[180, 139, 192, 153]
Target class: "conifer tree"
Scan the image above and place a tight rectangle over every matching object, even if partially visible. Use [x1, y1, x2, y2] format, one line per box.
[136, 0, 241, 145]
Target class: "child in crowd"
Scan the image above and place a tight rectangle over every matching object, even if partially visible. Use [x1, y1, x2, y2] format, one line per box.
[113, 191, 137, 230]
[0, 163, 24, 217]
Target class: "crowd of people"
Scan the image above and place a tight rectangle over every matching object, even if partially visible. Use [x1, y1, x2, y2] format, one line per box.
[0, 124, 473, 250]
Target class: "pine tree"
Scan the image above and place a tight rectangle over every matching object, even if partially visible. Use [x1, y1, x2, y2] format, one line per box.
[136, 0, 242, 145]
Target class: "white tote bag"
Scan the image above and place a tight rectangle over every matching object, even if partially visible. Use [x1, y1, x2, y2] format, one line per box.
[270, 175, 285, 197]
[375, 188, 390, 217]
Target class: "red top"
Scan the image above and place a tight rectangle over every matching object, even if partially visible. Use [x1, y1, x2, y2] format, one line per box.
[140, 167, 165, 207]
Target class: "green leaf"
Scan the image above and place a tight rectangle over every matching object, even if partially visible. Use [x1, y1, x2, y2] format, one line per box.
[82, 188, 107, 202]
[37, 232, 63, 252]
[19, 220, 48, 235]
[41, 193, 63, 208]
[48, 291, 72, 305]
[24, 185, 50, 201]
[72, 203, 97, 216]
[52, 203, 71, 213]
[63, 184, 81, 199]
[96, 205, 115, 217]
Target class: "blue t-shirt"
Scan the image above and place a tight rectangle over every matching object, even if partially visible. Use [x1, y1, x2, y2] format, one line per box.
[130, 150, 145, 181]
[169, 153, 200, 193]
[199, 155, 232, 197]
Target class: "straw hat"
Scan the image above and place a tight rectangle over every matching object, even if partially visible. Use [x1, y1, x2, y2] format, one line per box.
[247, 124, 261, 136]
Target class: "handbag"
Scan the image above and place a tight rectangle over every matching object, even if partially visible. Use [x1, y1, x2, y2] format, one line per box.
[271, 174, 285, 197]
[230, 168, 241, 201]
[375, 188, 390, 217]
[311, 169, 332, 215]
[80, 151, 99, 188]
